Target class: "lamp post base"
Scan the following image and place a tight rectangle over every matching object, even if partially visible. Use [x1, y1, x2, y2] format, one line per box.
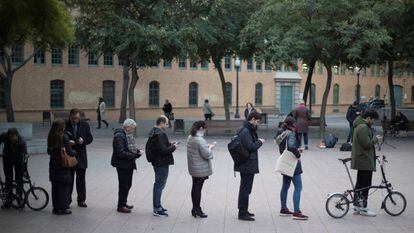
[234, 111, 240, 119]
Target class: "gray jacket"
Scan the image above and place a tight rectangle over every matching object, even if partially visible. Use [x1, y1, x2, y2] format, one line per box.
[187, 135, 213, 177]
[203, 103, 214, 114]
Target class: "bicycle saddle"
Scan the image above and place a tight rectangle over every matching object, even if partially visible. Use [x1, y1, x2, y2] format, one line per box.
[338, 157, 352, 163]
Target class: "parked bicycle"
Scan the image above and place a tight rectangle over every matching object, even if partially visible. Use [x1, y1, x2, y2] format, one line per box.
[325, 141, 406, 218]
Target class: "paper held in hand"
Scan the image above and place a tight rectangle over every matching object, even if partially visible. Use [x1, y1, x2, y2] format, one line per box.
[275, 149, 298, 177]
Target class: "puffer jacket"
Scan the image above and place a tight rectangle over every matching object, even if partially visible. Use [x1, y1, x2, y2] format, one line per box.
[351, 116, 378, 171]
[187, 135, 213, 178]
[234, 121, 263, 174]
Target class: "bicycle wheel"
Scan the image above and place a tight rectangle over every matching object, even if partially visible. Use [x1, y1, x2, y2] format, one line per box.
[25, 187, 49, 211]
[326, 193, 350, 218]
[10, 185, 25, 209]
[383, 191, 406, 216]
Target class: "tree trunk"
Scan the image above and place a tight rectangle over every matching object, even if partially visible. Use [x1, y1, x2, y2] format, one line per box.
[302, 58, 317, 103]
[119, 64, 130, 123]
[214, 59, 230, 120]
[387, 59, 396, 119]
[5, 73, 15, 122]
[319, 64, 333, 138]
[128, 61, 139, 120]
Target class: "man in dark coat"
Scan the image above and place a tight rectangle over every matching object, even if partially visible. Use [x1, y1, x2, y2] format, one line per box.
[292, 100, 311, 149]
[148, 116, 177, 217]
[346, 101, 359, 143]
[65, 108, 93, 208]
[234, 112, 264, 221]
[111, 119, 141, 213]
[162, 99, 173, 128]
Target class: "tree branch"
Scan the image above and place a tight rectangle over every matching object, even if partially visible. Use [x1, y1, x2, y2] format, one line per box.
[12, 52, 35, 74]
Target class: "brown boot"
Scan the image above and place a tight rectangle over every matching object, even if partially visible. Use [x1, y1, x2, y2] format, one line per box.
[117, 207, 131, 213]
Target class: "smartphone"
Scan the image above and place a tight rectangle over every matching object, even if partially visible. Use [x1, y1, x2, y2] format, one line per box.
[213, 141, 217, 145]
[174, 141, 181, 145]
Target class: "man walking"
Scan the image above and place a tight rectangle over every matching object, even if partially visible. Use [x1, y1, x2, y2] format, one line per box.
[66, 109, 93, 208]
[346, 101, 358, 143]
[292, 100, 311, 150]
[235, 112, 265, 221]
[351, 109, 382, 217]
[147, 116, 177, 217]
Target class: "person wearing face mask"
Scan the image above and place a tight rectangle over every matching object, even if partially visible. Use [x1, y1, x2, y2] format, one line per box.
[186, 121, 215, 218]
[234, 112, 265, 221]
[111, 118, 141, 213]
[0, 128, 27, 209]
[244, 102, 256, 119]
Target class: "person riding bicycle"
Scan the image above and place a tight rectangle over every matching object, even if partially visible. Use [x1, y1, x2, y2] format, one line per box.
[0, 128, 27, 209]
[351, 109, 382, 217]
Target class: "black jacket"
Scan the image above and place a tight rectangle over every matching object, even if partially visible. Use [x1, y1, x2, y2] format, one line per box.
[65, 120, 93, 169]
[0, 133, 26, 164]
[48, 135, 77, 183]
[162, 103, 172, 113]
[111, 128, 140, 170]
[234, 121, 263, 174]
[244, 108, 256, 119]
[148, 127, 176, 167]
[346, 105, 358, 124]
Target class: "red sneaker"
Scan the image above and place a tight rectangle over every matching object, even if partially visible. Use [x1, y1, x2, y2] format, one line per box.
[280, 208, 293, 216]
[292, 211, 309, 220]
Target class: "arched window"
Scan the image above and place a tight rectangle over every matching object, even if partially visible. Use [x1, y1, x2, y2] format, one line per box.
[375, 85, 381, 99]
[102, 80, 115, 108]
[310, 83, 316, 105]
[333, 84, 339, 105]
[255, 83, 263, 105]
[149, 81, 160, 107]
[50, 80, 64, 109]
[0, 79, 5, 108]
[225, 82, 232, 106]
[189, 82, 198, 107]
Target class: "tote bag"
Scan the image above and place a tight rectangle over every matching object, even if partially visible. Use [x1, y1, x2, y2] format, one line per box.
[275, 137, 298, 177]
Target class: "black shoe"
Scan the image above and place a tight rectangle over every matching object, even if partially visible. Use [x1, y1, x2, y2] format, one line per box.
[53, 209, 72, 215]
[96, 127, 101, 129]
[247, 211, 255, 217]
[125, 204, 134, 210]
[1, 203, 11, 209]
[78, 202, 88, 208]
[191, 208, 208, 218]
[238, 213, 255, 221]
[117, 207, 131, 213]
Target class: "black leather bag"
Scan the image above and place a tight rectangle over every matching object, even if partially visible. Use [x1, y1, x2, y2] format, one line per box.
[227, 129, 250, 166]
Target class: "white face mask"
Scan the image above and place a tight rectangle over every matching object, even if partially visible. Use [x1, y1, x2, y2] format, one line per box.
[196, 130, 204, 137]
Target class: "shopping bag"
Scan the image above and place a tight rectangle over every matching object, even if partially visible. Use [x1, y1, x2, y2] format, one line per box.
[275, 142, 298, 177]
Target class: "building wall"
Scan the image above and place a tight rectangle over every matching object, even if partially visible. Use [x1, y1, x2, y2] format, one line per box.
[1, 44, 413, 122]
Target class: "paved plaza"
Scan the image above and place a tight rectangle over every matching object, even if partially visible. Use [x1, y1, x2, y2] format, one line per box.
[1, 116, 414, 233]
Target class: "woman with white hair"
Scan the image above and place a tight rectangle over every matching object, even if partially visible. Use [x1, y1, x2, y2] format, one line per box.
[111, 119, 141, 213]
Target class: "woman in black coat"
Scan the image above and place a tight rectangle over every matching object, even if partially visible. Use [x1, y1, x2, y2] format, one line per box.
[48, 119, 77, 215]
[0, 128, 26, 209]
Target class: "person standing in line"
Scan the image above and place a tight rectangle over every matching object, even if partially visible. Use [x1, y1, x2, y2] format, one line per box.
[97, 97, 109, 129]
[346, 101, 359, 143]
[0, 128, 26, 209]
[66, 108, 93, 208]
[187, 121, 214, 218]
[244, 102, 257, 119]
[148, 116, 177, 217]
[203, 99, 214, 120]
[162, 99, 173, 128]
[48, 119, 76, 215]
[111, 119, 141, 213]
[351, 109, 381, 217]
[235, 112, 264, 221]
[275, 116, 308, 220]
[292, 100, 311, 150]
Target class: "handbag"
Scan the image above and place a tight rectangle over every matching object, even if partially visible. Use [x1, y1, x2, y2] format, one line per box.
[61, 147, 78, 168]
[227, 129, 250, 166]
[275, 135, 298, 177]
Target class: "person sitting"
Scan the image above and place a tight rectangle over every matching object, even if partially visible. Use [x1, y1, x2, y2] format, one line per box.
[390, 111, 409, 133]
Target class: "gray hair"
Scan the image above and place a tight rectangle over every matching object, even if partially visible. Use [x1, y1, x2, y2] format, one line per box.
[123, 118, 137, 128]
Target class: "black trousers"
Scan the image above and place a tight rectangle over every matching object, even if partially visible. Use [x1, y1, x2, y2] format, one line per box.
[97, 113, 109, 128]
[117, 168, 133, 208]
[238, 173, 255, 213]
[3, 160, 23, 190]
[69, 168, 86, 204]
[191, 177, 207, 210]
[347, 122, 353, 143]
[354, 170, 373, 208]
[204, 114, 212, 120]
[297, 133, 308, 146]
[51, 181, 70, 211]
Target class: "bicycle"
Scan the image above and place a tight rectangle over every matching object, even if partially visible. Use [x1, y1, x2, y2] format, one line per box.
[0, 174, 25, 209]
[325, 142, 407, 218]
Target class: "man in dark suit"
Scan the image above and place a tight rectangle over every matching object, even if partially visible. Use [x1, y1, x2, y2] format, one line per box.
[66, 108, 93, 208]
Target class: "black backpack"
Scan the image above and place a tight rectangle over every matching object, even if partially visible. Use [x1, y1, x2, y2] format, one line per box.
[145, 136, 154, 163]
[340, 142, 352, 151]
[324, 134, 338, 148]
[227, 128, 250, 166]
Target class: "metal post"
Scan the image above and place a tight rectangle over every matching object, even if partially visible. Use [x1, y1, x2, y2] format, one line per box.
[357, 69, 361, 103]
[234, 66, 240, 118]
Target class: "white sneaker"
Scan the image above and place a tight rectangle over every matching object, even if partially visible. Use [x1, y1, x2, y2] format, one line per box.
[359, 208, 376, 217]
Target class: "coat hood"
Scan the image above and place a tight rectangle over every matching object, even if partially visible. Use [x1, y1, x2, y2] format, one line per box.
[353, 116, 366, 128]
[114, 128, 125, 135]
[148, 126, 164, 137]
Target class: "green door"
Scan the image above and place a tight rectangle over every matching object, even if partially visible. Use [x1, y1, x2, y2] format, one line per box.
[281, 86, 293, 114]
[393, 85, 403, 107]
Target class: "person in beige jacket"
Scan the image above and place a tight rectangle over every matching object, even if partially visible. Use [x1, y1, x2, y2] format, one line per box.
[187, 121, 215, 218]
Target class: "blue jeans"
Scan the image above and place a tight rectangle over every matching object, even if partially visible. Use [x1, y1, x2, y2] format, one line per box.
[153, 166, 169, 211]
[280, 174, 302, 213]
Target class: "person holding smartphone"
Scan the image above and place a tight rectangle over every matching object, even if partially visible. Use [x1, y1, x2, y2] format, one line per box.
[186, 121, 215, 218]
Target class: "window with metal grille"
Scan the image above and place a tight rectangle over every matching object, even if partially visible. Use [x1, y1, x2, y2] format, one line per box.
[190, 60, 198, 69]
[225, 56, 232, 70]
[104, 53, 113, 66]
[88, 51, 98, 65]
[265, 61, 272, 72]
[256, 60, 262, 72]
[102, 80, 115, 107]
[51, 48, 63, 65]
[255, 83, 263, 105]
[50, 80, 64, 109]
[149, 81, 160, 107]
[179, 56, 186, 69]
[12, 45, 24, 64]
[34, 49, 45, 64]
[247, 57, 253, 71]
[163, 60, 172, 68]
[189, 82, 198, 107]
[68, 46, 79, 65]
[200, 60, 208, 70]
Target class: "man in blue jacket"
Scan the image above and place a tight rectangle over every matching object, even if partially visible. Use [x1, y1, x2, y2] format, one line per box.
[234, 112, 265, 221]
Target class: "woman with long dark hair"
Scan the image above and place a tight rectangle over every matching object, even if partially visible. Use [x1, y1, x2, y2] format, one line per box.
[48, 119, 77, 215]
[186, 121, 215, 218]
[0, 128, 26, 209]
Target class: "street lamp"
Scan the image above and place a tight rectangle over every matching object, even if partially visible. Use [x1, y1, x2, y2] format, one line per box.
[356, 66, 361, 103]
[234, 57, 241, 118]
